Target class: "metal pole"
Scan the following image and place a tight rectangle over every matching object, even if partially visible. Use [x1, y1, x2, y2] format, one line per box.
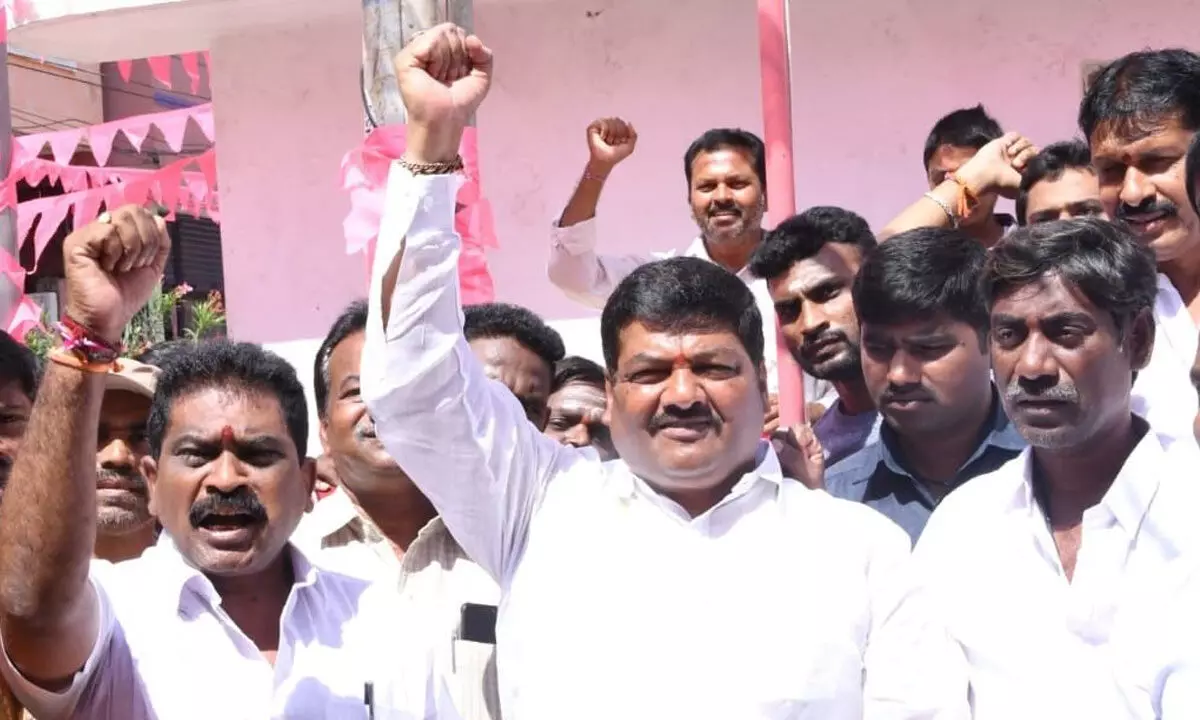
[757, 0, 805, 425]
[0, 18, 22, 331]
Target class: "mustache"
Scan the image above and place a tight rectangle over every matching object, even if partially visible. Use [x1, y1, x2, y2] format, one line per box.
[1004, 381, 1080, 405]
[97, 468, 147, 492]
[647, 406, 719, 432]
[801, 329, 847, 351]
[1116, 198, 1178, 221]
[881, 384, 931, 403]
[353, 420, 378, 442]
[707, 201, 742, 217]
[188, 488, 268, 529]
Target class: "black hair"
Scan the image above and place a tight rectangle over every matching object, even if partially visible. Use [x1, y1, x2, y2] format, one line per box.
[601, 257, 763, 373]
[1016, 140, 1094, 225]
[1080, 49, 1200, 143]
[853, 227, 989, 343]
[748, 206, 876, 281]
[313, 300, 368, 420]
[983, 218, 1157, 334]
[147, 340, 309, 459]
[552, 355, 607, 394]
[923, 105, 1004, 169]
[0, 331, 39, 401]
[135, 339, 195, 372]
[463, 303, 565, 369]
[683, 128, 768, 199]
[1187, 131, 1200, 216]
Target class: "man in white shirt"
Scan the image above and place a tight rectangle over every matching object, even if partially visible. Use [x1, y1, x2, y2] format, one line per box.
[0, 208, 434, 719]
[1082, 49, 1200, 441]
[912, 217, 1200, 719]
[546, 116, 833, 413]
[299, 298, 501, 720]
[364, 23, 964, 720]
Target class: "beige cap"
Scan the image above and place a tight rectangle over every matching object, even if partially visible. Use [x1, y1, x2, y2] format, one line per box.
[105, 359, 160, 399]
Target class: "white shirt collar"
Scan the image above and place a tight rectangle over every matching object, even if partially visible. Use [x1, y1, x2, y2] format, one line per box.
[1011, 422, 1166, 535]
[149, 532, 321, 612]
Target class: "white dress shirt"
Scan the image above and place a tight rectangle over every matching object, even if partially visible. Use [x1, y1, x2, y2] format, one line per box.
[361, 165, 967, 720]
[1133, 275, 1198, 440]
[299, 497, 503, 720]
[911, 425, 1200, 720]
[0, 534, 440, 720]
[548, 218, 835, 401]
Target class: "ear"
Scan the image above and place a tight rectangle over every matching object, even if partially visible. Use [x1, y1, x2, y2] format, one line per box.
[319, 419, 331, 456]
[142, 455, 160, 518]
[1127, 308, 1155, 372]
[299, 457, 317, 513]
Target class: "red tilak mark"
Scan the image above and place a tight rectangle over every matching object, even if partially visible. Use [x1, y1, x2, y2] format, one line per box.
[220, 426, 235, 444]
[672, 353, 690, 370]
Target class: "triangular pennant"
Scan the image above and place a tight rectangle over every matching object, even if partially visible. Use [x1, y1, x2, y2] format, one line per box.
[87, 123, 120, 166]
[23, 161, 48, 189]
[117, 59, 134, 83]
[15, 134, 48, 160]
[195, 151, 218, 189]
[146, 55, 173, 87]
[153, 109, 190, 153]
[75, 186, 104, 227]
[32, 195, 71, 265]
[156, 164, 183, 213]
[120, 121, 152, 152]
[192, 106, 215, 142]
[180, 52, 202, 94]
[122, 178, 154, 206]
[8, 295, 45, 341]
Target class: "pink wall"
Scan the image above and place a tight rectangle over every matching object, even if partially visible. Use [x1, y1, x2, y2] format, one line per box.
[209, 18, 365, 344]
[475, 0, 764, 321]
[787, 0, 1200, 227]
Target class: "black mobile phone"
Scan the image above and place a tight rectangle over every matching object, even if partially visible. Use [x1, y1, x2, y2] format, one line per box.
[458, 602, 498, 645]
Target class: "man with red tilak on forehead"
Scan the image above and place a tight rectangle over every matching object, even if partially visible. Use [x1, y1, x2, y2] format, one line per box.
[0, 207, 442, 718]
[363, 22, 965, 720]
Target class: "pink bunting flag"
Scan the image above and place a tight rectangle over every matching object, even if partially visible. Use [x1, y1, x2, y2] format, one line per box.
[146, 55, 174, 87]
[7, 295, 44, 341]
[195, 151, 218, 189]
[32, 195, 71, 264]
[180, 52, 202, 94]
[120, 121, 153, 153]
[117, 59, 134, 83]
[75, 186, 104, 227]
[47, 127, 82, 164]
[193, 107, 215, 143]
[15, 134, 47, 161]
[16, 195, 50, 250]
[122, 177, 154, 206]
[87, 122, 120, 166]
[155, 109, 190, 153]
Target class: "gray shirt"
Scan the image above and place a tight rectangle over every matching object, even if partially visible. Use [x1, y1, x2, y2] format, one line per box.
[813, 401, 881, 468]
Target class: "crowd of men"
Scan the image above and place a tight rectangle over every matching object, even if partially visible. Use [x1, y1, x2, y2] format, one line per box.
[0, 20, 1194, 720]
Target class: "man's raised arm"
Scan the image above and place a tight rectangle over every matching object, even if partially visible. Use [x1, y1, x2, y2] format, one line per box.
[547, 117, 653, 307]
[361, 24, 573, 586]
[0, 207, 170, 699]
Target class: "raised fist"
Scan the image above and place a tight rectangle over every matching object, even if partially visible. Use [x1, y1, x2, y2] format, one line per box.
[62, 206, 171, 345]
[955, 132, 1039, 200]
[587, 117, 637, 169]
[393, 23, 493, 163]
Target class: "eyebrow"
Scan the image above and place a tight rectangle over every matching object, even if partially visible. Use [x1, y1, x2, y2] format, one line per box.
[169, 433, 288, 453]
[626, 349, 737, 365]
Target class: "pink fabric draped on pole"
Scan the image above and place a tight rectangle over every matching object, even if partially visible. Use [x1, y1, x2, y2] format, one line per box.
[340, 125, 497, 305]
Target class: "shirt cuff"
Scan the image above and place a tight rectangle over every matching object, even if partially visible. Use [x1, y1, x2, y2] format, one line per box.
[550, 217, 599, 254]
[0, 571, 115, 718]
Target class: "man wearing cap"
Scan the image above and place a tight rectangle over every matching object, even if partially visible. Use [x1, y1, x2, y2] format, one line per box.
[94, 359, 160, 563]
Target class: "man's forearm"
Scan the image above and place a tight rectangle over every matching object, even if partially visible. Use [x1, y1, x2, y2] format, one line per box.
[0, 363, 102, 625]
[557, 160, 612, 228]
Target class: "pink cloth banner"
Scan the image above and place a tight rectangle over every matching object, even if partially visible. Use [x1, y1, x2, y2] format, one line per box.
[340, 125, 496, 304]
